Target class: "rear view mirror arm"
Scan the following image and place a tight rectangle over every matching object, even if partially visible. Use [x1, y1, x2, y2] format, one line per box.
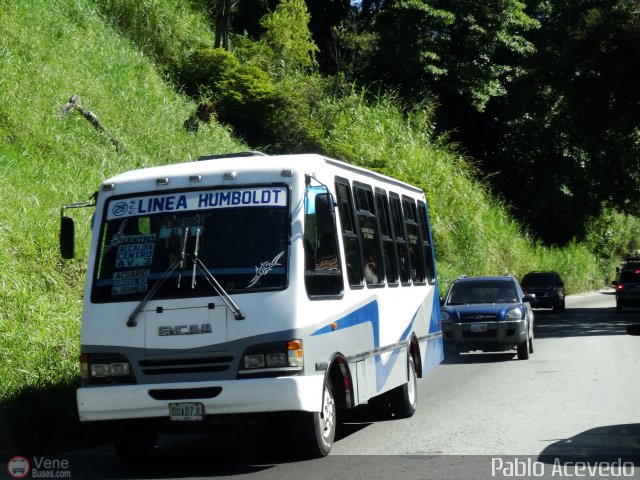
[60, 192, 97, 259]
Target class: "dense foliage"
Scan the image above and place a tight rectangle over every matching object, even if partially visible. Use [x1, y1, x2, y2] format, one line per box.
[225, 0, 640, 245]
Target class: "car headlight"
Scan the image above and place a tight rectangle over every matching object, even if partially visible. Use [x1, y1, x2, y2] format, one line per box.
[440, 310, 452, 322]
[506, 308, 524, 320]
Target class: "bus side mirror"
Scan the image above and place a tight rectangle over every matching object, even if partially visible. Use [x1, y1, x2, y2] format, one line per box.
[60, 216, 75, 259]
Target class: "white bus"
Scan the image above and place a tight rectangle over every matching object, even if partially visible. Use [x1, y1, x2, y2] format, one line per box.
[60, 152, 443, 458]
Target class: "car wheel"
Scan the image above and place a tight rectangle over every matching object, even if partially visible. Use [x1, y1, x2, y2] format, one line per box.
[528, 335, 534, 354]
[517, 340, 529, 360]
[616, 300, 624, 313]
[553, 296, 566, 313]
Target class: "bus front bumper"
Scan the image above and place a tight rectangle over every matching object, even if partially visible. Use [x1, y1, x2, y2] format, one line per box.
[77, 376, 325, 422]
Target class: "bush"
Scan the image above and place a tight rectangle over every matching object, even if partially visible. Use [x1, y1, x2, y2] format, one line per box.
[264, 74, 328, 153]
[584, 206, 640, 281]
[180, 48, 278, 145]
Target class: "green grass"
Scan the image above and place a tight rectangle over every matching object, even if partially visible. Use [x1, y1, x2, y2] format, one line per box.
[0, 0, 606, 453]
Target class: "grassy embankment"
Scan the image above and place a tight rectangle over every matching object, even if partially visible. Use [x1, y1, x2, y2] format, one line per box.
[0, 0, 604, 453]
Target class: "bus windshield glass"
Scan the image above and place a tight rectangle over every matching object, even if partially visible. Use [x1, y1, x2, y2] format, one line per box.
[92, 186, 289, 302]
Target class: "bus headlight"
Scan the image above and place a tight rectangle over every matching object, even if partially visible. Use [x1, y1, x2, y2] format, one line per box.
[239, 340, 304, 376]
[243, 354, 266, 369]
[80, 353, 134, 385]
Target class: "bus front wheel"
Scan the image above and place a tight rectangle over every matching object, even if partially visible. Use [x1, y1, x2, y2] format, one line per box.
[303, 379, 336, 457]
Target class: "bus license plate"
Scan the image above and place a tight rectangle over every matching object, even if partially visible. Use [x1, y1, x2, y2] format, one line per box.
[169, 402, 204, 421]
[471, 323, 487, 333]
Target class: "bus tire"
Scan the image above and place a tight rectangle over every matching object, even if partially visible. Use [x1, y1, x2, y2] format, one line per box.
[304, 379, 336, 457]
[389, 354, 417, 419]
[112, 421, 157, 461]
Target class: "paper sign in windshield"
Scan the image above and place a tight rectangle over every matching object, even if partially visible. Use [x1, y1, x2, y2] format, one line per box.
[107, 187, 287, 220]
[115, 235, 155, 268]
[112, 269, 149, 295]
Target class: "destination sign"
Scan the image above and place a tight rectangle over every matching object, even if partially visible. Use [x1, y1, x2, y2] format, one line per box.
[107, 187, 287, 220]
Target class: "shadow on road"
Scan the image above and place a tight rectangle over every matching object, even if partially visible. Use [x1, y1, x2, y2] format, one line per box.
[19, 427, 331, 479]
[538, 423, 640, 464]
[1, 408, 378, 479]
[442, 350, 518, 365]
[534, 292, 640, 339]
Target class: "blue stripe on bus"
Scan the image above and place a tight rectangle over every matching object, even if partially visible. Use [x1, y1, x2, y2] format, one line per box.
[311, 299, 419, 392]
[426, 292, 444, 372]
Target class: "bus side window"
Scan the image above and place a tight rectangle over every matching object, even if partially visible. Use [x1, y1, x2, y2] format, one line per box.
[403, 197, 426, 284]
[389, 193, 411, 285]
[335, 179, 364, 288]
[375, 190, 399, 286]
[417, 200, 436, 285]
[304, 191, 343, 298]
[353, 183, 384, 287]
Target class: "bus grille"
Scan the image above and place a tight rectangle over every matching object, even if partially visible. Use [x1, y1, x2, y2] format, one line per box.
[139, 354, 233, 375]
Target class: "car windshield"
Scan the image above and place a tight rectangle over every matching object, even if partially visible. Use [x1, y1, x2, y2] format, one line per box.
[92, 186, 289, 302]
[447, 280, 518, 305]
[521, 273, 557, 286]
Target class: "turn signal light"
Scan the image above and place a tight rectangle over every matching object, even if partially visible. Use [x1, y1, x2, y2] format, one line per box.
[287, 340, 303, 367]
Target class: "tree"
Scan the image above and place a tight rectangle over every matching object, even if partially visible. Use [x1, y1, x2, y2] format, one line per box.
[432, 0, 538, 112]
[482, 0, 640, 243]
[260, 0, 319, 75]
[362, 0, 537, 108]
[214, 0, 234, 49]
[305, 0, 353, 71]
[365, 0, 454, 100]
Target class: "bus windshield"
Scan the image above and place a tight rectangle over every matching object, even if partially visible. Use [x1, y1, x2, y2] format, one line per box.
[92, 186, 289, 302]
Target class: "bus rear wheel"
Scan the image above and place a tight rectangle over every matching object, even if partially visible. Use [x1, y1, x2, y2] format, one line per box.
[303, 379, 336, 457]
[389, 354, 417, 419]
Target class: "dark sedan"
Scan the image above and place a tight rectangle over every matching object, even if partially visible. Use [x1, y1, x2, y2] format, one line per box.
[521, 271, 565, 312]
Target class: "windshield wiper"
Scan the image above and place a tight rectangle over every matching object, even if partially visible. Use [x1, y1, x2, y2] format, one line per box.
[127, 228, 189, 327]
[191, 228, 201, 289]
[177, 227, 190, 288]
[192, 257, 245, 320]
[126, 227, 245, 325]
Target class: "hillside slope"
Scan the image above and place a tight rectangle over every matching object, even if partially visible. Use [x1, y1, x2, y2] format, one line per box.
[0, 0, 245, 450]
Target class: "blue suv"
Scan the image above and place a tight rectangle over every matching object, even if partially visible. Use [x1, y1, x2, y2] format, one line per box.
[441, 276, 535, 360]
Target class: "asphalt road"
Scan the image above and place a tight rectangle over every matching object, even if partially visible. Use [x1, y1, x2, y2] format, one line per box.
[15, 290, 640, 480]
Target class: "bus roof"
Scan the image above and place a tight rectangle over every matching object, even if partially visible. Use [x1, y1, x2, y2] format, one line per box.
[101, 153, 424, 195]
